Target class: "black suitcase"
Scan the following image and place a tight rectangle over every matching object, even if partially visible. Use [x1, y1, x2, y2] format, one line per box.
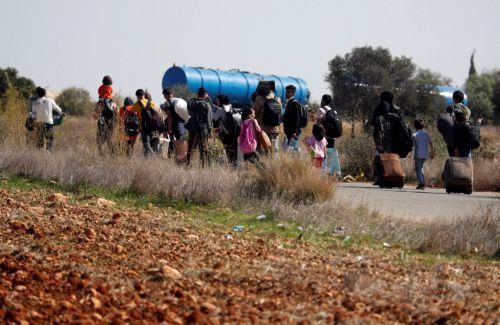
[442, 157, 473, 194]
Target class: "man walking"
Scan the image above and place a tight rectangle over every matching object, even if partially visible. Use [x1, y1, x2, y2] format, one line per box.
[253, 82, 282, 157]
[31, 87, 64, 152]
[437, 90, 471, 156]
[186, 87, 213, 167]
[132, 89, 163, 157]
[283, 84, 304, 151]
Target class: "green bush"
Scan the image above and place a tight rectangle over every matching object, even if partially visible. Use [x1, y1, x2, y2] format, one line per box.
[56, 87, 94, 116]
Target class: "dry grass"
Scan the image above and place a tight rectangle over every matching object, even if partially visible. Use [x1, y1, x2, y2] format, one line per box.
[0, 145, 498, 257]
[269, 199, 499, 257]
[242, 154, 335, 204]
[0, 147, 239, 205]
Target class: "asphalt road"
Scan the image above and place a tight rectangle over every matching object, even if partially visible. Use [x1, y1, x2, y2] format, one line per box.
[335, 183, 499, 220]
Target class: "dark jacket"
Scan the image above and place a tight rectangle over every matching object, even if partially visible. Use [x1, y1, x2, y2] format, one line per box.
[372, 102, 401, 153]
[452, 122, 473, 150]
[283, 98, 301, 137]
[187, 98, 213, 132]
[141, 105, 161, 133]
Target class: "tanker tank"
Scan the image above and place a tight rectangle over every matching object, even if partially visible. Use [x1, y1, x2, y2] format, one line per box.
[435, 85, 468, 107]
[162, 65, 310, 107]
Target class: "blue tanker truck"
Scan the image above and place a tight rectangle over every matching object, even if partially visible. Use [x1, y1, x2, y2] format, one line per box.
[161, 65, 310, 108]
[161, 65, 466, 110]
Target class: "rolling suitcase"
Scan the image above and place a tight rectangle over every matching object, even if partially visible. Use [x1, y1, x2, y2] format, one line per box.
[442, 157, 473, 194]
[374, 153, 405, 188]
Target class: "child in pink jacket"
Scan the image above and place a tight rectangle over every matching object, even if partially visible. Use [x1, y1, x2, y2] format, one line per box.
[304, 124, 327, 169]
[239, 108, 262, 163]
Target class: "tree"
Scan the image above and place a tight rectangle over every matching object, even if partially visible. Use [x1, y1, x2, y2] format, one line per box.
[468, 50, 477, 77]
[326, 46, 417, 125]
[0, 67, 35, 103]
[400, 69, 450, 119]
[465, 72, 497, 123]
[492, 78, 500, 124]
[56, 87, 94, 116]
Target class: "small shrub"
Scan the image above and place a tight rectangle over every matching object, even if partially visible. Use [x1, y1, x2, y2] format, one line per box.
[336, 131, 374, 178]
[56, 87, 93, 116]
[242, 154, 335, 204]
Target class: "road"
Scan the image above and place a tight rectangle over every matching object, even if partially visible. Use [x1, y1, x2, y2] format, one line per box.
[335, 183, 499, 220]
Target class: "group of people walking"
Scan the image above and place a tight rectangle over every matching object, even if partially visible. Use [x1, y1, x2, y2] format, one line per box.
[370, 89, 479, 192]
[88, 76, 344, 176]
[25, 75, 480, 193]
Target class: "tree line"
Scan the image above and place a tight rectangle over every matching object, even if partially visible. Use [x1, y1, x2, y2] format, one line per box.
[1, 46, 499, 124]
[325, 46, 500, 126]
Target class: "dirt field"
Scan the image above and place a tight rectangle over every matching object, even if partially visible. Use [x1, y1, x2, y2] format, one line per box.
[0, 186, 498, 324]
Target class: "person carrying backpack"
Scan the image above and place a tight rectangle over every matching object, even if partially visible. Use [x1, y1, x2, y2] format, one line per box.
[452, 111, 479, 158]
[371, 91, 412, 186]
[186, 87, 213, 167]
[317, 94, 342, 178]
[118, 97, 139, 156]
[132, 89, 164, 157]
[283, 84, 307, 152]
[213, 94, 240, 166]
[94, 75, 117, 156]
[437, 90, 471, 157]
[161, 88, 188, 162]
[253, 83, 283, 158]
[31, 87, 64, 153]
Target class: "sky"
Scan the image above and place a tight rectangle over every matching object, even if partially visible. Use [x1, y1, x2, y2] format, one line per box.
[1, 0, 499, 103]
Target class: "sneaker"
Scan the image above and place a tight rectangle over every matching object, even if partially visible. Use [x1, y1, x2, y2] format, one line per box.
[416, 184, 425, 190]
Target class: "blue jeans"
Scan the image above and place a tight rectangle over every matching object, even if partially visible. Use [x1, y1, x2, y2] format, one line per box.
[323, 147, 341, 176]
[414, 157, 425, 185]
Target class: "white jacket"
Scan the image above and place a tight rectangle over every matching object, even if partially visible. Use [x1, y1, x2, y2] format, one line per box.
[32, 97, 63, 124]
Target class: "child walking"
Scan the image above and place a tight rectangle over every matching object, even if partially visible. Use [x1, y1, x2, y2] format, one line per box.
[413, 118, 434, 189]
[304, 124, 327, 169]
[239, 108, 261, 163]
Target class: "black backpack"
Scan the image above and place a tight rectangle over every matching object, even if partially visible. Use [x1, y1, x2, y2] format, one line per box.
[437, 112, 455, 146]
[124, 113, 140, 136]
[387, 113, 413, 158]
[262, 98, 282, 127]
[322, 109, 343, 138]
[100, 99, 115, 120]
[468, 125, 481, 149]
[220, 109, 241, 137]
[188, 98, 212, 131]
[296, 100, 309, 128]
[141, 100, 163, 132]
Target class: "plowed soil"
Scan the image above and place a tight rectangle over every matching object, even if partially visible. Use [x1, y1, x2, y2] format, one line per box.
[0, 188, 498, 324]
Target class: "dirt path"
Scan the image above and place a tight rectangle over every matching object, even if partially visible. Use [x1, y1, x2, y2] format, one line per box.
[336, 183, 499, 220]
[0, 188, 498, 323]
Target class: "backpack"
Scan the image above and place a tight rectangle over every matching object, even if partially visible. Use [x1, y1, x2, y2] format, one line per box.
[387, 113, 413, 158]
[296, 100, 308, 128]
[239, 120, 258, 154]
[189, 98, 211, 130]
[262, 97, 282, 127]
[100, 99, 115, 120]
[124, 112, 140, 136]
[322, 109, 343, 138]
[220, 109, 241, 137]
[141, 100, 163, 132]
[468, 125, 481, 149]
[437, 112, 455, 145]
